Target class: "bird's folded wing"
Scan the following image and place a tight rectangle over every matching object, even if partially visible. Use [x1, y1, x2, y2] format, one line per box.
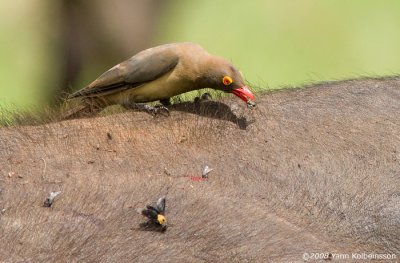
[69, 46, 180, 98]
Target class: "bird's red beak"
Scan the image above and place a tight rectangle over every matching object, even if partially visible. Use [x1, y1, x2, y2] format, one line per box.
[231, 86, 255, 103]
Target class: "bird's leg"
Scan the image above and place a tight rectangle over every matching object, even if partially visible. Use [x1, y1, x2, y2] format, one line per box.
[152, 104, 170, 116]
[159, 98, 171, 107]
[194, 92, 212, 103]
[122, 102, 170, 117]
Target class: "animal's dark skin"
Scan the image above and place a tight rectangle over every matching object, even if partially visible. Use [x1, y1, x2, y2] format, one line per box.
[1, 78, 399, 261]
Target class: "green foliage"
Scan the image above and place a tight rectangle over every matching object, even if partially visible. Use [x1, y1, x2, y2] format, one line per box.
[1, 1, 400, 111]
[0, 104, 60, 127]
[157, 0, 400, 88]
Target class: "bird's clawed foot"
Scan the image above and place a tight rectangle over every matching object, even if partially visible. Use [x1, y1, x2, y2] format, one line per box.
[149, 104, 170, 117]
[247, 100, 257, 109]
[122, 102, 170, 117]
[194, 92, 212, 103]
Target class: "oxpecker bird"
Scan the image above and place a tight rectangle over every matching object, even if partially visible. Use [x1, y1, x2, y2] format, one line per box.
[66, 42, 255, 118]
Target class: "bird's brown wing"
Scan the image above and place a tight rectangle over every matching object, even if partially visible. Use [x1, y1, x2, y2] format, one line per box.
[68, 45, 180, 98]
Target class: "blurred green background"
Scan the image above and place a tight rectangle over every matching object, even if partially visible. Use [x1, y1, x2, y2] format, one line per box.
[1, 0, 400, 111]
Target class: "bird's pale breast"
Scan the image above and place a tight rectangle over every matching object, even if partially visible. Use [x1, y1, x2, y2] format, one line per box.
[105, 70, 194, 104]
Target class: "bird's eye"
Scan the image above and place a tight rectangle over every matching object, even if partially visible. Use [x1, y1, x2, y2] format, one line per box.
[222, 76, 233, 85]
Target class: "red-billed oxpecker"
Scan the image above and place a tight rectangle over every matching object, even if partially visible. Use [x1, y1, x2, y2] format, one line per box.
[67, 42, 255, 117]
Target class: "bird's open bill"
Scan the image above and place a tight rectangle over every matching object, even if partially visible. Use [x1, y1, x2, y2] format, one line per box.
[231, 86, 255, 103]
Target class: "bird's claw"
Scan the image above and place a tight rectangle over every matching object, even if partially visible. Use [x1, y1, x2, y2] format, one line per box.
[194, 92, 212, 103]
[122, 102, 170, 116]
[200, 92, 212, 100]
[147, 104, 170, 117]
[247, 100, 256, 109]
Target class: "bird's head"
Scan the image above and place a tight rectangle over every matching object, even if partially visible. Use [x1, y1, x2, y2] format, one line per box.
[201, 57, 255, 105]
[157, 214, 166, 226]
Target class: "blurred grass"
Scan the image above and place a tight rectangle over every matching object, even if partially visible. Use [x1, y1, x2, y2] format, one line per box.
[0, 0, 56, 112]
[156, 0, 400, 88]
[1, 1, 400, 111]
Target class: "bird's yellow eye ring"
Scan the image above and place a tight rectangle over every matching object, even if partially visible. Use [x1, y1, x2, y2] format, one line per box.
[222, 76, 233, 85]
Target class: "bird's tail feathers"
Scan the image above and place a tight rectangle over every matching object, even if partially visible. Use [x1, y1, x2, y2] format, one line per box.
[60, 98, 104, 120]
